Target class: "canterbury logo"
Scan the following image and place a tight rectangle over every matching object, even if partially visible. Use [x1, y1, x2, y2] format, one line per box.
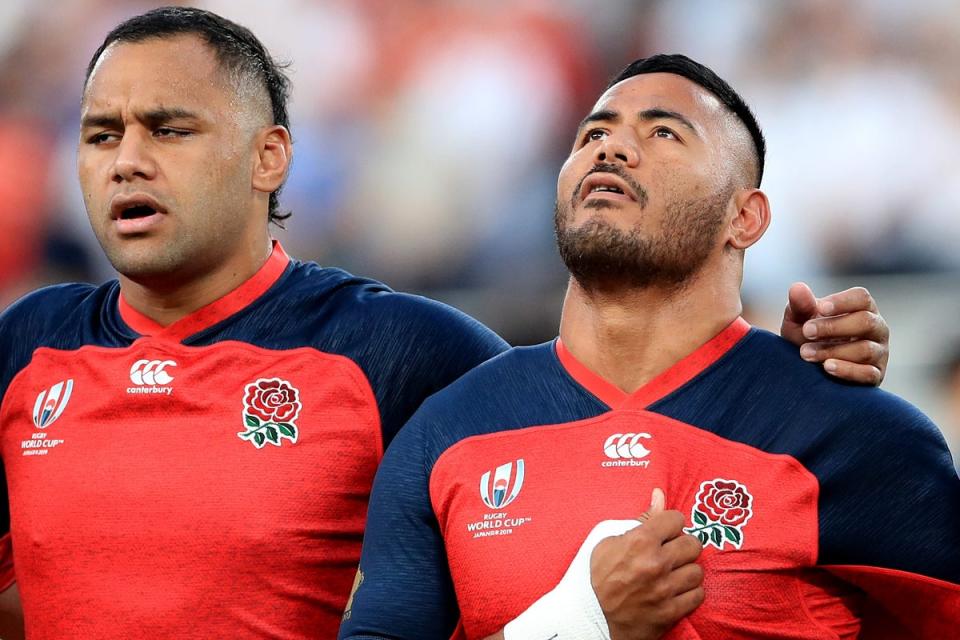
[480, 459, 525, 509]
[129, 360, 177, 386]
[603, 432, 651, 459]
[33, 380, 74, 428]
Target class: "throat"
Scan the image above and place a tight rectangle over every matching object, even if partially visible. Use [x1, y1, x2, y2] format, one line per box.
[558, 279, 741, 394]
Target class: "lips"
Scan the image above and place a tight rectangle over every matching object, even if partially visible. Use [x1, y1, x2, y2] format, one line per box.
[110, 193, 167, 220]
[579, 172, 637, 203]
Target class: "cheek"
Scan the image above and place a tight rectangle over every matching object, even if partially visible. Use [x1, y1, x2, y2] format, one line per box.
[557, 156, 581, 199]
[76, 159, 102, 207]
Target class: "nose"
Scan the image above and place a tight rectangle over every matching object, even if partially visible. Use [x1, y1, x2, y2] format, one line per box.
[593, 131, 639, 168]
[111, 129, 156, 183]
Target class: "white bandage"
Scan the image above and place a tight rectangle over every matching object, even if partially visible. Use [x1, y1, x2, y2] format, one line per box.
[503, 519, 641, 640]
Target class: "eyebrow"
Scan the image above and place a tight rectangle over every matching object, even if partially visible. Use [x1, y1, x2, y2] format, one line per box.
[80, 107, 202, 129]
[637, 108, 699, 135]
[577, 109, 619, 132]
[576, 107, 700, 138]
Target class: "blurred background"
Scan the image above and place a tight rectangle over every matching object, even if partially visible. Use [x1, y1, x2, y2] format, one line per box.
[1, 0, 958, 464]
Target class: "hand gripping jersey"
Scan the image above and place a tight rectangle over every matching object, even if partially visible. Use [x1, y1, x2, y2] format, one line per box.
[0, 243, 507, 639]
[342, 318, 960, 639]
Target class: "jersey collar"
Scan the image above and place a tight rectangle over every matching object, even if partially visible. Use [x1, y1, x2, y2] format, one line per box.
[555, 317, 751, 410]
[118, 241, 291, 341]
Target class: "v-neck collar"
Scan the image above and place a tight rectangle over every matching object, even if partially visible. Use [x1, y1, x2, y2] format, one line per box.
[118, 241, 291, 342]
[555, 317, 751, 410]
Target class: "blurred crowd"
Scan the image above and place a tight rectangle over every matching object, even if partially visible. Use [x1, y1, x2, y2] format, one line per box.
[1, 0, 959, 461]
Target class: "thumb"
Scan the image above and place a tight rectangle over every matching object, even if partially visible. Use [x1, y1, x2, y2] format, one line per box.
[786, 282, 817, 324]
[638, 487, 665, 522]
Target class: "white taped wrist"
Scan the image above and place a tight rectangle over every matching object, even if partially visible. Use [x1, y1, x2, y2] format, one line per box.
[503, 519, 640, 640]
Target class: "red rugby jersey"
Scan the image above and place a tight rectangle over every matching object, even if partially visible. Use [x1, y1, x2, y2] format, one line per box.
[0, 242, 507, 638]
[342, 319, 960, 639]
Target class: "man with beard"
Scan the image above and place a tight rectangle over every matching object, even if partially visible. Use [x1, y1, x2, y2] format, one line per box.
[339, 55, 960, 640]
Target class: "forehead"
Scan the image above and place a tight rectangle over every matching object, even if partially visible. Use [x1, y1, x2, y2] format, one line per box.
[591, 72, 724, 130]
[82, 35, 231, 112]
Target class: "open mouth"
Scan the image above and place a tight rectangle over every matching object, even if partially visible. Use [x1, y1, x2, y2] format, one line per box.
[119, 205, 158, 220]
[588, 184, 624, 195]
[110, 194, 166, 222]
[578, 171, 637, 204]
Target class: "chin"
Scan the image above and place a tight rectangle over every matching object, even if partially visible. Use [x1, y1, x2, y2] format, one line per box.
[103, 245, 184, 282]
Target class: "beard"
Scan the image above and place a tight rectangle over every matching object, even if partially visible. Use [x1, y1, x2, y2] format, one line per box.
[554, 183, 731, 293]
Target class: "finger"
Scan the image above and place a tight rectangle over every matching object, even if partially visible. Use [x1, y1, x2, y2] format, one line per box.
[661, 532, 703, 567]
[802, 310, 886, 342]
[631, 510, 685, 543]
[785, 282, 817, 324]
[822, 359, 883, 386]
[668, 585, 706, 619]
[638, 488, 666, 521]
[665, 561, 704, 595]
[638, 487, 666, 523]
[800, 339, 885, 365]
[816, 286, 878, 316]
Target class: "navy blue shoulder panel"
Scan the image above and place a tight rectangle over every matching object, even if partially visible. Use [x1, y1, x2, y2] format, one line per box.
[652, 328, 960, 582]
[189, 259, 509, 447]
[413, 342, 608, 467]
[0, 281, 134, 401]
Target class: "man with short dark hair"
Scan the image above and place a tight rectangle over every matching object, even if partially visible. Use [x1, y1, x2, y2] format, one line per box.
[0, 8, 507, 638]
[0, 8, 891, 638]
[340, 54, 959, 640]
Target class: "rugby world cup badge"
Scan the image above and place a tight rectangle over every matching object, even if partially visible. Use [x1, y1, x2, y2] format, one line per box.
[237, 377, 302, 449]
[683, 478, 753, 550]
[468, 459, 532, 539]
[32, 380, 74, 429]
[480, 459, 524, 509]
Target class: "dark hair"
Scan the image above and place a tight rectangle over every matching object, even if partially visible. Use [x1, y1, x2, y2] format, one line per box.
[84, 6, 293, 226]
[608, 54, 765, 187]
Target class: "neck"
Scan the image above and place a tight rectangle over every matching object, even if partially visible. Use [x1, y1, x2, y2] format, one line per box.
[119, 237, 274, 327]
[558, 268, 741, 394]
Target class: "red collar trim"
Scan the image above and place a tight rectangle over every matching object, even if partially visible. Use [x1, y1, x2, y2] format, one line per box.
[555, 338, 627, 408]
[118, 241, 290, 341]
[556, 317, 751, 410]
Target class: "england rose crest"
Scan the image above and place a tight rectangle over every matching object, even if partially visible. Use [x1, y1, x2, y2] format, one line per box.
[683, 478, 753, 550]
[237, 377, 302, 448]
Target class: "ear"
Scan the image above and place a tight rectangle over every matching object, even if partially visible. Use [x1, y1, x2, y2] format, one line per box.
[251, 125, 292, 195]
[727, 188, 770, 250]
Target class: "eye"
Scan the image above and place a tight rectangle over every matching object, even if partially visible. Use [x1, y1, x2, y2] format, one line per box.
[581, 128, 608, 145]
[154, 127, 190, 138]
[653, 127, 678, 140]
[87, 132, 119, 145]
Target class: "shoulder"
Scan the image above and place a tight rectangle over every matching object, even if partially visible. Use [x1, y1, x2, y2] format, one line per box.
[280, 259, 504, 347]
[663, 327, 944, 474]
[0, 282, 103, 326]
[417, 343, 558, 410]
[397, 343, 603, 463]
[745, 334, 960, 579]
[0, 282, 111, 351]
[742, 328, 939, 447]
[0, 281, 111, 396]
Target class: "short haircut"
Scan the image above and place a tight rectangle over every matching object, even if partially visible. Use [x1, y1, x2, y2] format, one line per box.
[608, 54, 765, 187]
[84, 6, 293, 225]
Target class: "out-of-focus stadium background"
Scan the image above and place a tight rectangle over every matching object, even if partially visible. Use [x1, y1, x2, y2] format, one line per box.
[1, 0, 958, 464]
